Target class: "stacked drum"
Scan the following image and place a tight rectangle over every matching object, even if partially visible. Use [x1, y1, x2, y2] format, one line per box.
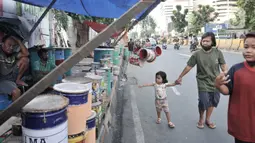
[53, 83, 89, 142]
[22, 94, 69, 143]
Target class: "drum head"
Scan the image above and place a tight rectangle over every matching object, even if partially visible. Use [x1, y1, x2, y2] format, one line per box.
[62, 76, 92, 84]
[53, 83, 89, 94]
[87, 110, 97, 120]
[22, 94, 69, 113]
[85, 74, 103, 81]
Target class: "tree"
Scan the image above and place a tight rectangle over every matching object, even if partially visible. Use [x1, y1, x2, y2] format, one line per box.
[188, 5, 218, 34]
[130, 31, 138, 39]
[170, 5, 189, 33]
[230, 0, 255, 30]
[140, 15, 156, 38]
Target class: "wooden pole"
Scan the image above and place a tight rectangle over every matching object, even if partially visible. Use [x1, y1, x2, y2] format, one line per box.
[0, 0, 156, 126]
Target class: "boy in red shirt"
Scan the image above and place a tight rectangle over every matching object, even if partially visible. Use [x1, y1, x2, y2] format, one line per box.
[215, 32, 255, 143]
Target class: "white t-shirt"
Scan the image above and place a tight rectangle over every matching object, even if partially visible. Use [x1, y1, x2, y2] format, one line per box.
[154, 83, 167, 99]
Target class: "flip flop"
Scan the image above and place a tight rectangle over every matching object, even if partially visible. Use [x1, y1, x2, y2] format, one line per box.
[168, 122, 175, 128]
[197, 122, 204, 129]
[206, 122, 216, 129]
[156, 118, 161, 124]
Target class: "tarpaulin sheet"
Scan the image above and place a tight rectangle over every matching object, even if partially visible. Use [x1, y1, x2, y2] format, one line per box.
[84, 20, 123, 38]
[13, 0, 141, 18]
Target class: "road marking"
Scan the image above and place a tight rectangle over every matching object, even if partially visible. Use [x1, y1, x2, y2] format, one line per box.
[221, 50, 242, 54]
[178, 53, 191, 57]
[130, 87, 145, 143]
[171, 87, 181, 96]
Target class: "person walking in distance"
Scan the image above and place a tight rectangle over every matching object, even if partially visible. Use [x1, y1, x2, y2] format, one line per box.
[176, 32, 228, 129]
[215, 32, 255, 143]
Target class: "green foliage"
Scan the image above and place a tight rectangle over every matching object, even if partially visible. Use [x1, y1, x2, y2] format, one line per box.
[140, 16, 156, 38]
[188, 5, 218, 34]
[170, 5, 188, 33]
[53, 10, 69, 30]
[231, 0, 255, 30]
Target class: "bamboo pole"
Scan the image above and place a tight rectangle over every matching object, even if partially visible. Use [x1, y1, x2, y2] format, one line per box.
[0, 0, 156, 126]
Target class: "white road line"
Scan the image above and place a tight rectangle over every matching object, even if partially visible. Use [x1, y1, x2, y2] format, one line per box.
[130, 87, 145, 143]
[171, 87, 181, 96]
[221, 50, 242, 54]
[178, 53, 191, 57]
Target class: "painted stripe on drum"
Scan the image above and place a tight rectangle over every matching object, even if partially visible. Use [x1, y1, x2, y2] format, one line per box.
[130, 87, 145, 143]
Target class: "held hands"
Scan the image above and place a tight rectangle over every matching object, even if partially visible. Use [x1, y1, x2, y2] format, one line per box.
[175, 77, 182, 85]
[215, 72, 230, 87]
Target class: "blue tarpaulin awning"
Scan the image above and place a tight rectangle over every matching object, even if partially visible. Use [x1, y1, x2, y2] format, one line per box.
[13, 0, 158, 19]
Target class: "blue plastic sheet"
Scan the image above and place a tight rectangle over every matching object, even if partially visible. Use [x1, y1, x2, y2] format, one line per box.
[14, 0, 144, 18]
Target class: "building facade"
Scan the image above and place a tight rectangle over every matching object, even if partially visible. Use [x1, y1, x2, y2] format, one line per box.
[213, 0, 238, 23]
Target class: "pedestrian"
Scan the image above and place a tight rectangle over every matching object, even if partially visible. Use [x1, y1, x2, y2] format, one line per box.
[175, 32, 228, 129]
[215, 32, 255, 143]
[128, 38, 134, 55]
[138, 71, 177, 128]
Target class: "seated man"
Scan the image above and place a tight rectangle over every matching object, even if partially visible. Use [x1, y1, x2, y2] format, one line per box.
[33, 48, 56, 84]
[0, 35, 29, 101]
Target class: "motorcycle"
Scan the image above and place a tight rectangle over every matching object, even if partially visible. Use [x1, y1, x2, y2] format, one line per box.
[190, 43, 197, 52]
[162, 43, 167, 49]
[174, 43, 180, 50]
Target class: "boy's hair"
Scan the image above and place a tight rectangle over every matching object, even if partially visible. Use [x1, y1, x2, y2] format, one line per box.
[200, 32, 216, 47]
[37, 48, 48, 57]
[156, 71, 168, 83]
[244, 32, 255, 41]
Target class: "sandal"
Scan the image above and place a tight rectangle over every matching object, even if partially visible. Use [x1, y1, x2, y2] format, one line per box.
[206, 122, 216, 129]
[197, 122, 204, 129]
[168, 122, 175, 128]
[156, 118, 161, 124]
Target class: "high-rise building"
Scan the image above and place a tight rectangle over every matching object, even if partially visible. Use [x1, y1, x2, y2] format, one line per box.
[213, 0, 238, 23]
[162, 0, 194, 23]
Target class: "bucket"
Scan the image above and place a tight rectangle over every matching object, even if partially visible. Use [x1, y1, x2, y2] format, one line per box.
[22, 95, 69, 143]
[86, 111, 96, 143]
[53, 83, 89, 135]
[92, 101, 102, 114]
[68, 131, 85, 143]
[94, 47, 114, 63]
[154, 46, 162, 56]
[129, 57, 144, 67]
[139, 49, 156, 62]
[85, 74, 103, 103]
[64, 48, 72, 76]
[0, 94, 12, 110]
[55, 48, 65, 66]
[62, 76, 93, 117]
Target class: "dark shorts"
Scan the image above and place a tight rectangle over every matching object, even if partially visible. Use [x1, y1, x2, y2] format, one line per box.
[198, 91, 220, 111]
[0, 80, 17, 95]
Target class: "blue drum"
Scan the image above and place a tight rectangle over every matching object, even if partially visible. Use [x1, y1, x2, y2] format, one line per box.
[22, 94, 69, 143]
[0, 94, 12, 110]
[53, 82, 90, 135]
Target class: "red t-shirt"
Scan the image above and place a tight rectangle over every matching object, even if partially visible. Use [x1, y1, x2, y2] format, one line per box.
[226, 62, 255, 142]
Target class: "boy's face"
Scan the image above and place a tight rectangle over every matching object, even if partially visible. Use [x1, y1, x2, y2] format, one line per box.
[243, 37, 255, 62]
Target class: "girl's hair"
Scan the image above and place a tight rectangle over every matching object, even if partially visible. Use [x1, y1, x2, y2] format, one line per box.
[156, 71, 168, 83]
[200, 32, 216, 47]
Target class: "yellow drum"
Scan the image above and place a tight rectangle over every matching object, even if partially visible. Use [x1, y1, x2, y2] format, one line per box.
[54, 83, 89, 135]
[68, 132, 85, 143]
[86, 111, 97, 143]
[62, 76, 93, 117]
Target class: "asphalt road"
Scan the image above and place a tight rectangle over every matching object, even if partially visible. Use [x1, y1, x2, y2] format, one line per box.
[119, 45, 244, 143]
